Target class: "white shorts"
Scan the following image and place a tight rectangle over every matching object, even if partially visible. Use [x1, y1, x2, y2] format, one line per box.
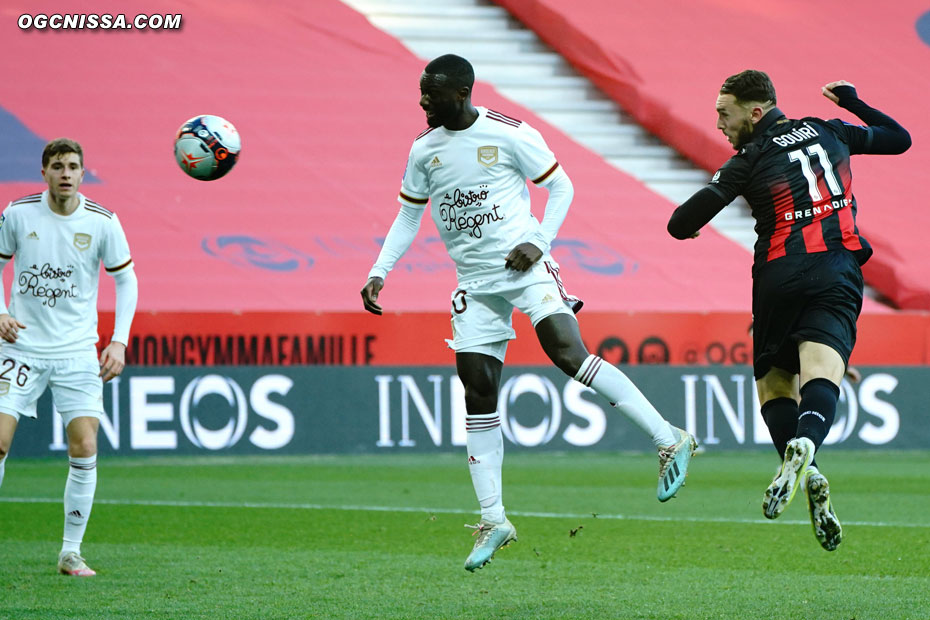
[447, 260, 583, 362]
[0, 352, 104, 425]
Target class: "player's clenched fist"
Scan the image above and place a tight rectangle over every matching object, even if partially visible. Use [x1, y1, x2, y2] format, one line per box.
[821, 80, 855, 104]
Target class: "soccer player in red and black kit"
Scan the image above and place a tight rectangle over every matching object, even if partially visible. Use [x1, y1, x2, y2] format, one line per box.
[668, 70, 911, 551]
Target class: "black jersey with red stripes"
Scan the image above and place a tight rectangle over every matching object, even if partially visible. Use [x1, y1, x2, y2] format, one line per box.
[707, 108, 874, 270]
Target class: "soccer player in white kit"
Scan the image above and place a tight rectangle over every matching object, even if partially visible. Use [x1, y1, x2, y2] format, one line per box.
[0, 138, 138, 577]
[361, 55, 697, 572]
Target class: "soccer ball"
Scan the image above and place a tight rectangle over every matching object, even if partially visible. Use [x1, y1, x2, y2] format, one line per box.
[174, 115, 241, 180]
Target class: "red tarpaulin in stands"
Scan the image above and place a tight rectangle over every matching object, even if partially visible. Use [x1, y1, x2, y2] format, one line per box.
[496, 0, 930, 310]
[0, 0, 755, 314]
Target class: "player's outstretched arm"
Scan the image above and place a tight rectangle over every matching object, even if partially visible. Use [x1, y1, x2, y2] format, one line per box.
[99, 341, 126, 383]
[0, 314, 26, 344]
[361, 277, 385, 315]
[668, 188, 727, 239]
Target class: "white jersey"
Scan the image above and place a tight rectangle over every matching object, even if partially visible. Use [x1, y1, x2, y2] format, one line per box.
[398, 107, 561, 281]
[0, 191, 133, 358]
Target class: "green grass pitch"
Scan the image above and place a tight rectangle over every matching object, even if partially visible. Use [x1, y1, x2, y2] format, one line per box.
[1, 451, 928, 619]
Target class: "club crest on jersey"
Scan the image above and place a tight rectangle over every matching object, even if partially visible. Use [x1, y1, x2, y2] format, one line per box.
[0, 381, 9, 396]
[73, 233, 92, 251]
[477, 146, 499, 167]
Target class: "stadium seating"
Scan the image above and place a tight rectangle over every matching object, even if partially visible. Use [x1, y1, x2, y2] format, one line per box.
[1, 0, 753, 315]
[1, 0, 927, 363]
[495, 0, 930, 310]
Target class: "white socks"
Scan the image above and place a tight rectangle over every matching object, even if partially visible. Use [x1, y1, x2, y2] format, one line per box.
[465, 413, 505, 524]
[62, 455, 97, 555]
[463, 355, 673, 521]
[575, 354, 676, 448]
[0, 455, 5, 489]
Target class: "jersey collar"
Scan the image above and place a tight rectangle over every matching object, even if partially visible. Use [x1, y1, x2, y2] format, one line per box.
[42, 189, 86, 218]
[753, 107, 787, 138]
[441, 107, 485, 136]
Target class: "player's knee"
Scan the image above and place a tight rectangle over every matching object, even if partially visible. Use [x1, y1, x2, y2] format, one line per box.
[68, 436, 97, 458]
[761, 381, 797, 402]
[0, 415, 15, 460]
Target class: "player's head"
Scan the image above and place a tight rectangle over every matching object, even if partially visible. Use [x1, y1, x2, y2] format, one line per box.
[41, 138, 85, 200]
[716, 70, 777, 149]
[420, 54, 475, 129]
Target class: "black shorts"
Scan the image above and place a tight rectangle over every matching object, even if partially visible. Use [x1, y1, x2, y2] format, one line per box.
[752, 250, 863, 380]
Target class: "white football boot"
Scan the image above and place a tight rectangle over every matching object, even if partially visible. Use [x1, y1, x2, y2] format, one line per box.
[463, 518, 517, 572]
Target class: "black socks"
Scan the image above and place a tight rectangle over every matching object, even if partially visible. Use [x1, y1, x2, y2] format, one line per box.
[796, 378, 841, 451]
[760, 397, 799, 460]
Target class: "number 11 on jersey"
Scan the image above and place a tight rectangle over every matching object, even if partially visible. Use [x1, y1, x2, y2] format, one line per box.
[788, 144, 842, 201]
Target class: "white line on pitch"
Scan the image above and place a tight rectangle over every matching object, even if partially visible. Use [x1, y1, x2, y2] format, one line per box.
[0, 496, 926, 529]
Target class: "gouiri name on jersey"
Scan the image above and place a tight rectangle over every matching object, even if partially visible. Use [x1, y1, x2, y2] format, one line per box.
[18, 262, 78, 307]
[437, 186, 505, 239]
